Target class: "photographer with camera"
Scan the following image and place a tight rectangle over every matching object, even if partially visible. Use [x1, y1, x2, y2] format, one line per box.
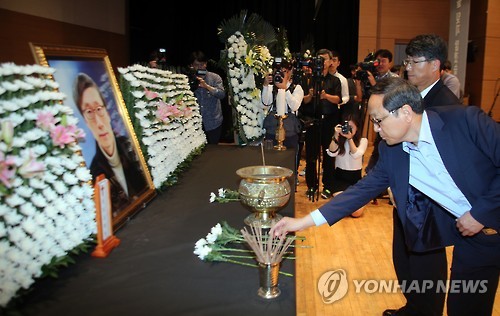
[187, 50, 226, 144]
[262, 57, 304, 151]
[326, 113, 367, 217]
[366, 49, 399, 87]
[346, 64, 364, 118]
[301, 49, 342, 201]
[148, 48, 168, 69]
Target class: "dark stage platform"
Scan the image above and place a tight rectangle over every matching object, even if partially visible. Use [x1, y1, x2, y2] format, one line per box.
[13, 145, 297, 316]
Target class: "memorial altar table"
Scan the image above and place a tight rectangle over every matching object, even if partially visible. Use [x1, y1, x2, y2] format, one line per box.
[14, 145, 296, 316]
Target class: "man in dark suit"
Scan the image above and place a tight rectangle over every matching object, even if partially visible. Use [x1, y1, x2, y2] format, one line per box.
[382, 34, 463, 316]
[272, 77, 499, 316]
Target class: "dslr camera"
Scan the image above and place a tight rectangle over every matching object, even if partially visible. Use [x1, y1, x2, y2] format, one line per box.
[354, 52, 379, 82]
[341, 120, 352, 134]
[272, 57, 292, 84]
[186, 67, 207, 91]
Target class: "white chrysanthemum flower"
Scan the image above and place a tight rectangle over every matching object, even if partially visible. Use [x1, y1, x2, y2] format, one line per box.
[21, 217, 37, 235]
[31, 193, 48, 208]
[218, 188, 225, 198]
[0, 221, 6, 238]
[5, 193, 25, 207]
[62, 172, 79, 185]
[42, 187, 58, 201]
[75, 167, 92, 182]
[19, 202, 37, 217]
[209, 192, 216, 203]
[210, 223, 222, 237]
[53, 180, 69, 194]
[29, 177, 48, 189]
[206, 232, 217, 244]
[8, 226, 26, 243]
[16, 185, 34, 198]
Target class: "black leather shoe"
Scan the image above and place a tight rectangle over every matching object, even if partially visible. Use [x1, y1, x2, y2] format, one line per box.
[382, 306, 410, 316]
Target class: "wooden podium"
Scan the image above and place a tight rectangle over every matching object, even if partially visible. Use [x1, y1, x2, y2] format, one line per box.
[92, 175, 120, 258]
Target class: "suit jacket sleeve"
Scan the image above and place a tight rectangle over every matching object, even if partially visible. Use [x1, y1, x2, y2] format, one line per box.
[429, 106, 500, 231]
[461, 106, 500, 230]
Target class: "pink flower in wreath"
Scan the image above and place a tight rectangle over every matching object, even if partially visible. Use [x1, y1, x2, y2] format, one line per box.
[183, 107, 193, 118]
[144, 87, 160, 100]
[65, 124, 86, 141]
[36, 111, 56, 131]
[0, 151, 16, 188]
[50, 125, 85, 148]
[156, 101, 182, 122]
[18, 150, 45, 178]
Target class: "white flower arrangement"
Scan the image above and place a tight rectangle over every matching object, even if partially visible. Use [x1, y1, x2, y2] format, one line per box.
[224, 31, 271, 143]
[193, 221, 298, 277]
[0, 62, 96, 307]
[117, 65, 206, 189]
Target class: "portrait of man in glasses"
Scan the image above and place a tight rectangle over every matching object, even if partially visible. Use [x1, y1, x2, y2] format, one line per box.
[73, 72, 148, 217]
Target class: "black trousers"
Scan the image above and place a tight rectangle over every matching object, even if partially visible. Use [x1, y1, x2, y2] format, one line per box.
[393, 207, 500, 316]
[447, 228, 500, 316]
[203, 125, 222, 144]
[304, 114, 336, 191]
[393, 207, 447, 316]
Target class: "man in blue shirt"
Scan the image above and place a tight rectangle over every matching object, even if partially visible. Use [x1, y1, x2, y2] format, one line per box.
[272, 77, 499, 316]
[188, 51, 226, 144]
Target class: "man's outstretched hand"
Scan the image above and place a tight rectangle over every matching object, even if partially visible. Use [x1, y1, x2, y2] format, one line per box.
[270, 215, 315, 238]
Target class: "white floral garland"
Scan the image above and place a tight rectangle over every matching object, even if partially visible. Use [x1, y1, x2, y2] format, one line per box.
[0, 63, 96, 307]
[225, 31, 272, 142]
[117, 65, 206, 188]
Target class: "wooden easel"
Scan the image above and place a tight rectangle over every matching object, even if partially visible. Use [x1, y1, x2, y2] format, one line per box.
[92, 174, 120, 258]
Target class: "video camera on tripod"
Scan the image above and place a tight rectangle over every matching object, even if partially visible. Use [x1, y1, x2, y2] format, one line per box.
[291, 53, 325, 86]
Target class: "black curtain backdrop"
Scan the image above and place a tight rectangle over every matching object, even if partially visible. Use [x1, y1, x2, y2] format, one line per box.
[129, 0, 359, 78]
[129, 0, 359, 142]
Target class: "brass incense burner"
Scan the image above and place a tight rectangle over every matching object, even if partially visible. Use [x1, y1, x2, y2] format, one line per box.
[236, 165, 293, 228]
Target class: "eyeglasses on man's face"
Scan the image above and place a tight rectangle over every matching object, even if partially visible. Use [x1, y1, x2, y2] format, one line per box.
[370, 106, 402, 128]
[403, 58, 431, 68]
[83, 106, 106, 121]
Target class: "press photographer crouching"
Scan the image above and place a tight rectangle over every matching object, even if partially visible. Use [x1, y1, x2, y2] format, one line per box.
[262, 57, 304, 150]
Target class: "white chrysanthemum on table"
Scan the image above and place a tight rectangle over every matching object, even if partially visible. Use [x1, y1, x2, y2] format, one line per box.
[0, 62, 96, 307]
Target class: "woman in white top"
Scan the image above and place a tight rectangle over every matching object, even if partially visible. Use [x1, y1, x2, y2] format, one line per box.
[326, 113, 368, 217]
[261, 58, 304, 149]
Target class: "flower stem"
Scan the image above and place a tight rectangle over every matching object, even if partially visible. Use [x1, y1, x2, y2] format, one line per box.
[217, 248, 253, 253]
[224, 254, 256, 259]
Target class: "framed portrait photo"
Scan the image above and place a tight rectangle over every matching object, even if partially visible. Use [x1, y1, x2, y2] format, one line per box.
[30, 43, 157, 231]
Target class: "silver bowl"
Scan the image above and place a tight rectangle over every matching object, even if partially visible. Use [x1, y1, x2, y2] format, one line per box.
[236, 165, 293, 228]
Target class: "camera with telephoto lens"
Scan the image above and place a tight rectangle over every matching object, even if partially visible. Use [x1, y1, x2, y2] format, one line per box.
[341, 120, 352, 134]
[272, 57, 292, 84]
[354, 52, 380, 81]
